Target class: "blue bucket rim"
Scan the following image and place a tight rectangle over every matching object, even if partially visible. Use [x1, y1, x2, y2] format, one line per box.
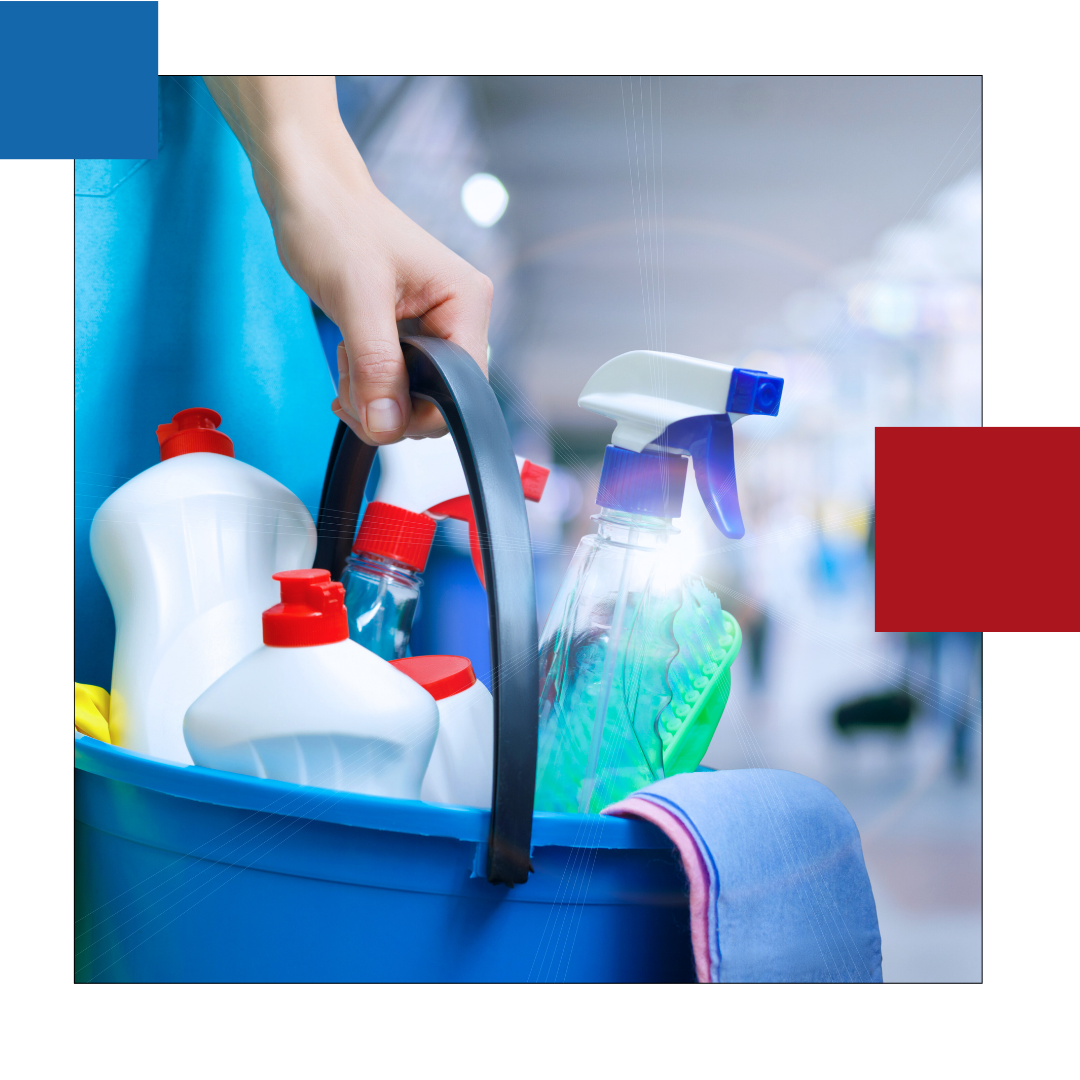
[74, 734, 673, 851]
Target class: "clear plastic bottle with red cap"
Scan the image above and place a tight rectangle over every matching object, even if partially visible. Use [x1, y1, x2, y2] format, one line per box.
[341, 435, 549, 660]
[90, 408, 317, 764]
[341, 502, 435, 660]
[184, 570, 439, 798]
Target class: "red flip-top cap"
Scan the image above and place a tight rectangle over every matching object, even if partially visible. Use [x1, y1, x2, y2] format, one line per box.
[157, 408, 235, 461]
[263, 569, 349, 647]
[352, 501, 437, 572]
[390, 655, 477, 700]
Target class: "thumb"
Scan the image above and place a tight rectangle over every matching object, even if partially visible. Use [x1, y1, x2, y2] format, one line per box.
[337, 310, 411, 446]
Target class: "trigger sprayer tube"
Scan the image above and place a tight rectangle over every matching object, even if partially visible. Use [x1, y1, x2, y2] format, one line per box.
[580, 534, 634, 812]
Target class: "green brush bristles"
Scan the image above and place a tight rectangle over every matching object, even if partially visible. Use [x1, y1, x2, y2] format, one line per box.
[659, 580, 742, 777]
[534, 577, 742, 814]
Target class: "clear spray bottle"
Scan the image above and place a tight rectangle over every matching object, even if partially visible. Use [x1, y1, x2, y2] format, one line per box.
[535, 351, 783, 813]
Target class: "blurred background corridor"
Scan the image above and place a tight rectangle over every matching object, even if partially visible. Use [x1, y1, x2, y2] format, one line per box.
[334, 75, 983, 982]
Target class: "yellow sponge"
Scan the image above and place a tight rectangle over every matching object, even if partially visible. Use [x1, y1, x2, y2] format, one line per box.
[75, 683, 111, 744]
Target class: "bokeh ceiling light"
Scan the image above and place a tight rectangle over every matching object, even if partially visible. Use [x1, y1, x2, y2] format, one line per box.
[461, 172, 508, 227]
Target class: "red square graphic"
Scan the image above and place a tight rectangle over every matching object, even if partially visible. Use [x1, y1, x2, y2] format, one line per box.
[875, 427, 1080, 631]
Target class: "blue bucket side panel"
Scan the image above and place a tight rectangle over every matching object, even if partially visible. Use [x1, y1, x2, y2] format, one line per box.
[75, 735, 674, 851]
[75, 770, 694, 983]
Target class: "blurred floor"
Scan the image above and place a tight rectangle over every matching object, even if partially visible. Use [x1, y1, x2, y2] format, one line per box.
[702, 581, 982, 982]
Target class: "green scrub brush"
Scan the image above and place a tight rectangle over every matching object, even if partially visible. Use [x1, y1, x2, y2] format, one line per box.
[659, 579, 742, 777]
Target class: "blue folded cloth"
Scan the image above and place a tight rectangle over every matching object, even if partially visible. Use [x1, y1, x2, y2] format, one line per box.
[604, 769, 883, 982]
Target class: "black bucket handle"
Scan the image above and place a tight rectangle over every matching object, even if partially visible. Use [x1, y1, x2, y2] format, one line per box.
[313, 337, 538, 887]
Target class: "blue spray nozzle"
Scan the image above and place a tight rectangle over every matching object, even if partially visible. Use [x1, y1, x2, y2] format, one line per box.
[726, 368, 784, 417]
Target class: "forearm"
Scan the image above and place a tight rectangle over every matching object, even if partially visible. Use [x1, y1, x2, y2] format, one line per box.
[203, 76, 372, 220]
[203, 75, 491, 444]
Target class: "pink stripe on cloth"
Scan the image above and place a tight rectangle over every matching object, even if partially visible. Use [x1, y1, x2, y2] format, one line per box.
[603, 795, 713, 983]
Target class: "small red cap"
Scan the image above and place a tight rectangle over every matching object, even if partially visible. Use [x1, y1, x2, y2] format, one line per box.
[157, 408, 235, 461]
[352, 501, 437, 572]
[390, 655, 476, 700]
[520, 460, 551, 502]
[263, 569, 349, 647]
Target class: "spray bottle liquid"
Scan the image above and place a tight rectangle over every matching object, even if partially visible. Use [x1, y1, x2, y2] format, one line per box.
[341, 434, 549, 659]
[534, 352, 783, 813]
[90, 408, 316, 764]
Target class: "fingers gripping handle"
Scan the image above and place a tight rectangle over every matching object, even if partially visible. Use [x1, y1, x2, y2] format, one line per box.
[315, 338, 539, 887]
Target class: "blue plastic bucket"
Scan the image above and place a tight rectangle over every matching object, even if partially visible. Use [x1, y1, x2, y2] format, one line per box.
[75, 339, 695, 982]
[75, 734, 694, 982]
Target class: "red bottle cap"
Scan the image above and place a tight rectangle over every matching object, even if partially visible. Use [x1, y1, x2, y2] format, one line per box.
[520, 460, 551, 502]
[263, 569, 349, 647]
[352, 501, 437, 572]
[156, 408, 235, 461]
[390, 655, 477, 700]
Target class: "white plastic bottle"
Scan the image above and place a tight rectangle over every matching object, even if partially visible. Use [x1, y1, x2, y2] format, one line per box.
[184, 570, 439, 799]
[391, 655, 494, 809]
[89, 408, 317, 764]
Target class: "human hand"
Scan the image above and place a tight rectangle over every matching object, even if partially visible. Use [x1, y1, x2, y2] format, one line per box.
[205, 77, 491, 444]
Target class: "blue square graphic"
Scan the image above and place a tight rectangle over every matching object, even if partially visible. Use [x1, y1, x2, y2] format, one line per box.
[0, 1, 158, 159]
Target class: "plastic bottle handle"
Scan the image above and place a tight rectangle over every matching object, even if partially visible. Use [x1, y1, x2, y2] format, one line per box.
[314, 337, 538, 887]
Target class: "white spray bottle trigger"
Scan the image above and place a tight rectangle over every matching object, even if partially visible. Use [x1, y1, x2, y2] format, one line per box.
[577, 350, 783, 538]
